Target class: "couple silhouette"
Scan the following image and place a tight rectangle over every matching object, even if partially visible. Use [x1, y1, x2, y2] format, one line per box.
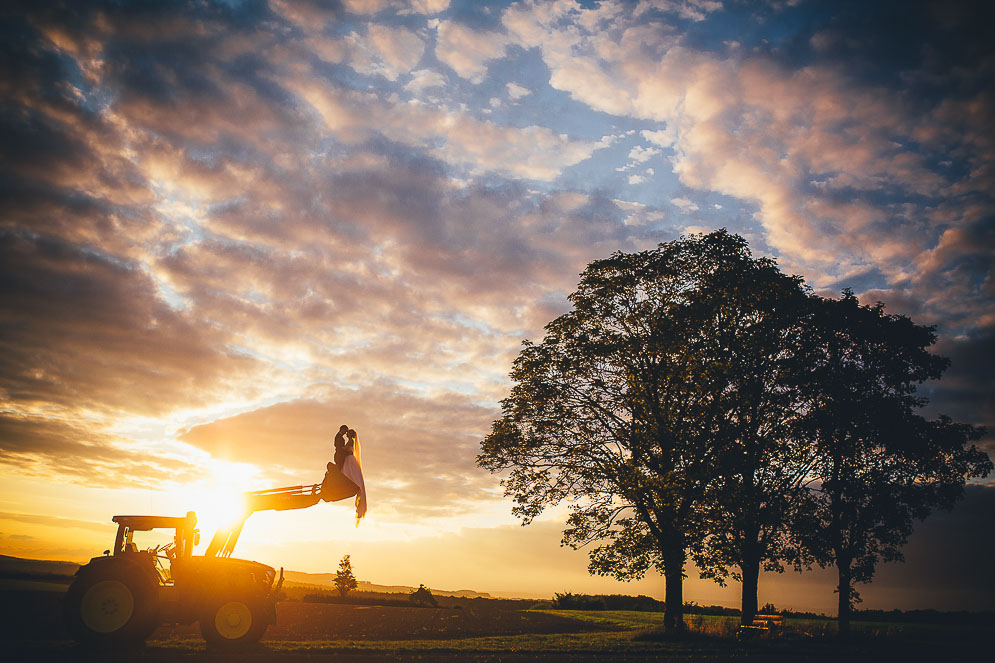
[321, 424, 367, 522]
[333, 425, 358, 469]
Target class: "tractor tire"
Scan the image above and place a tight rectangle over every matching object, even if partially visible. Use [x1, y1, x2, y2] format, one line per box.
[64, 562, 160, 644]
[199, 596, 268, 647]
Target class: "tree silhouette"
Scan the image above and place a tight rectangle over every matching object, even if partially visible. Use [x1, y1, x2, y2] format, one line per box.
[479, 232, 991, 634]
[794, 292, 991, 635]
[334, 554, 358, 597]
[689, 266, 815, 626]
[478, 230, 809, 631]
[409, 584, 437, 607]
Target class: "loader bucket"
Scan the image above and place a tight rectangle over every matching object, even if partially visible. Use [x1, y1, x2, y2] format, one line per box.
[319, 467, 360, 502]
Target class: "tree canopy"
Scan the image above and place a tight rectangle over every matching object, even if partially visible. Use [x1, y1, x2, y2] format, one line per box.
[479, 230, 811, 630]
[792, 292, 991, 634]
[479, 230, 991, 634]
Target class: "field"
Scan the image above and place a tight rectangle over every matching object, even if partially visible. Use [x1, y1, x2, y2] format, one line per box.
[2, 584, 991, 663]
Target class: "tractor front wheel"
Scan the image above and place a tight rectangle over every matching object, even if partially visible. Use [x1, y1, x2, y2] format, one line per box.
[200, 597, 268, 647]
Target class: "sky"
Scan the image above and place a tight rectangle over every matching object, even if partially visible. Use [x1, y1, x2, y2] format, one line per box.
[1, 0, 993, 614]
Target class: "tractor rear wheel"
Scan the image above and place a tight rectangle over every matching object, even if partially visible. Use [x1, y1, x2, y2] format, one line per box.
[199, 597, 268, 647]
[64, 563, 159, 644]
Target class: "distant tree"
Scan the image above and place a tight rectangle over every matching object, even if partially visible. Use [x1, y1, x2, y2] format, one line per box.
[794, 292, 992, 636]
[409, 584, 437, 607]
[478, 230, 809, 632]
[334, 554, 358, 597]
[759, 602, 778, 615]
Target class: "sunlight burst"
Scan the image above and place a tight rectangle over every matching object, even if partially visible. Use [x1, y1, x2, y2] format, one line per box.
[159, 459, 260, 552]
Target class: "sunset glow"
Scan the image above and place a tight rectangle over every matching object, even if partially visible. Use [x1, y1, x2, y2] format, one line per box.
[1, 0, 992, 615]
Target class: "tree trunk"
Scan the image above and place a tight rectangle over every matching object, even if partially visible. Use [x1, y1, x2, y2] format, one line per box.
[837, 565, 852, 637]
[739, 552, 760, 626]
[663, 558, 685, 632]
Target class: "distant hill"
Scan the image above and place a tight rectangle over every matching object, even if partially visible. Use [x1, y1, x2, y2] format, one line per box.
[282, 570, 491, 598]
[0, 555, 491, 598]
[0, 554, 79, 583]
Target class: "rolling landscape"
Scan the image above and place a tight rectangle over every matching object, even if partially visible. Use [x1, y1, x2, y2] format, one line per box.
[2, 554, 990, 661]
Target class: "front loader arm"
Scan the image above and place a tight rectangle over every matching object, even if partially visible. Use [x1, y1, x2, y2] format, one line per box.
[205, 484, 322, 558]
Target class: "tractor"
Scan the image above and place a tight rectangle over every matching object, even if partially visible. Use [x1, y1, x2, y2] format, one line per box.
[64, 466, 360, 647]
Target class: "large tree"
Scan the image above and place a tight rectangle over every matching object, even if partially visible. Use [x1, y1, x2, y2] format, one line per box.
[794, 292, 991, 635]
[690, 284, 817, 625]
[478, 230, 810, 631]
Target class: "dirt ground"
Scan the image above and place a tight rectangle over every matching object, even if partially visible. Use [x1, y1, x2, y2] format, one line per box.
[153, 600, 615, 641]
[0, 589, 608, 641]
[2, 589, 634, 662]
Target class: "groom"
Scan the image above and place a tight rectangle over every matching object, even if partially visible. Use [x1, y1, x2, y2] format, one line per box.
[333, 424, 350, 469]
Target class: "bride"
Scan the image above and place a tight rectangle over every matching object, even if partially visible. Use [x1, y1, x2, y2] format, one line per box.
[321, 427, 367, 523]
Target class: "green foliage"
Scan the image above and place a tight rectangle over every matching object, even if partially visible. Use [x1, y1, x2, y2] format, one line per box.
[334, 554, 358, 597]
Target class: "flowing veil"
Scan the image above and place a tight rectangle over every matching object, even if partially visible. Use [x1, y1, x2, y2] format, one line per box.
[340, 434, 367, 524]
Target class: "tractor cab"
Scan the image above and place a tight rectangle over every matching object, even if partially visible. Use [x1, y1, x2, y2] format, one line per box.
[110, 512, 200, 582]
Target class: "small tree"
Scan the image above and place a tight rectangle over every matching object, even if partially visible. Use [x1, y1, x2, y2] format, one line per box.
[334, 554, 358, 597]
[409, 584, 437, 607]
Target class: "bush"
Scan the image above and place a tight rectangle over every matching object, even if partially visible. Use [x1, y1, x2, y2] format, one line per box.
[683, 601, 740, 616]
[409, 584, 438, 607]
[552, 592, 606, 610]
[552, 593, 740, 614]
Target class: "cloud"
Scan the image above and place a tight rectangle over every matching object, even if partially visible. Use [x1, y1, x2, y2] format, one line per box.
[341, 0, 451, 15]
[925, 328, 995, 458]
[435, 20, 510, 83]
[506, 82, 531, 99]
[0, 229, 260, 418]
[0, 414, 203, 488]
[500, 0, 995, 337]
[0, 511, 115, 535]
[404, 68, 447, 94]
[628, 145, 661, 164]
[670, 196, 699, 213]
[296, 85, 613, 179]
[346, 24, 426, 81]
[635, 0, 724, 23]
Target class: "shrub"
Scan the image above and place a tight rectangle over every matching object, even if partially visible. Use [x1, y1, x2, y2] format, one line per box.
[409, 584, 438, 607]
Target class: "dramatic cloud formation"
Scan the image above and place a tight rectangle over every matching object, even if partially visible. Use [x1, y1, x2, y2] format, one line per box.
[1, 0, 991, 608]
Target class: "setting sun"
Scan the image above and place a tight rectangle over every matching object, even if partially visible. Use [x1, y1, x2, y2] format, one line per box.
[170, 461, 260, 552]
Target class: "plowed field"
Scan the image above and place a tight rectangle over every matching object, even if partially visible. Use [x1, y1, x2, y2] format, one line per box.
[152, 601, 614, 641]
